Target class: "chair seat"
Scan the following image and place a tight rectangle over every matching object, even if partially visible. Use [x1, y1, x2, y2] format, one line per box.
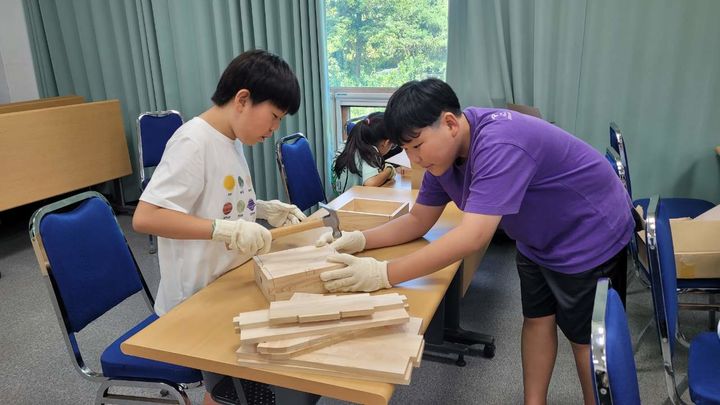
[633, 197, 715, 220]
[101, 314, 202, 383]
[689, 332, 720, 405]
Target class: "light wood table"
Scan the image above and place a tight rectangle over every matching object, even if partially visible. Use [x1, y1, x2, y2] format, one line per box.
[123, 187, 467, 405]
[0, 100, 132, 211]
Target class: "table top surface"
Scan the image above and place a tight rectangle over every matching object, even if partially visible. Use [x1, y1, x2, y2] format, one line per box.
[123, 186, 464, 405]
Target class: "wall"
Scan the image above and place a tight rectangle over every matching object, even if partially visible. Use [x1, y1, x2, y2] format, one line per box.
[0, 0, 39, 103]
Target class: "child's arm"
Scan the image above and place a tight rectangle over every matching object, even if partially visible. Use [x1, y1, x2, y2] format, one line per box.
[363, 202, 443, 249]
[316, 203, 444, 253]
[320, 211, 500, 292]
[385, 212, 501, 284]
[133, 201, 271, 255]
[362, 164, 395, 187]
[133, 201, 214, 239]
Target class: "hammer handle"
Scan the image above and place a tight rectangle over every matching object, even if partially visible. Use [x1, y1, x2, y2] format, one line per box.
[270, 217, 325, 240]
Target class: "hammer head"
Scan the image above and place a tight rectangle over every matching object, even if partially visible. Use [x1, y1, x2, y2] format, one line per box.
[318, 203, 342, 239]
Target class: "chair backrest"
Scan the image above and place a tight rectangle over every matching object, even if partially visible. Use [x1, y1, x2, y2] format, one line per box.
[345, 115, 365, 136]
[644, 194, 685, 402]
[29, 192, 153, 376]
[137, 110, 183, 187]
[609, 122, 633, 197]
[591, 278, 641, 405]
[605, 148, 630, 194]
[275, 133, 326, 211]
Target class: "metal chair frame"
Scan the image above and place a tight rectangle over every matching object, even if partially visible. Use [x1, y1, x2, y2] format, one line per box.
[29, 191, 198, 404]
[590, 278, 642, 405]
[136, 110, 183, 254]
[590, 278, 615, 405]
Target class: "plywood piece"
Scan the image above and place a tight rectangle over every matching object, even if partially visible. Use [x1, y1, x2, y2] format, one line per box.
[254, 245, 346, 301]
[0, 100, 132, 211]
[257, 329, 367, 358]
[268, 293, 407, 326]
[237, 317, 424, 385]
[234, 356, 415, 385]
[239, 307, 410, 345]
[0, 95, 84, 114]
[336, 198, 410, 231]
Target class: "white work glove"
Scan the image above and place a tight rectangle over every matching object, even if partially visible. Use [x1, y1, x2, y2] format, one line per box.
[211, 219, 272, 256]
[256, 200, 306, 227]
[315, 230, 366, 254]
[320, 253, 391, 292]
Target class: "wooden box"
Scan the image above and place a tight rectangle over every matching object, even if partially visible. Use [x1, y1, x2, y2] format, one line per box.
[253, 245, 345, 301]
[337, 198, 410, 231]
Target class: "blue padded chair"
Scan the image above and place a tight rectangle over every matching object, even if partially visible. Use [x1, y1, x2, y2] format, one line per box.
[590, 278, 642, 405]
[606, 145, 719, 334]
[276, 133, 326, 211]
[609, 122, 714, 220]
[137, 110, 183, 253]
[29, 192, 201, 405]
[644, 195, 720, 404]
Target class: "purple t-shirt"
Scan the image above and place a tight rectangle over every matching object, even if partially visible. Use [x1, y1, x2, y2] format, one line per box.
[416, 107, 634, 274]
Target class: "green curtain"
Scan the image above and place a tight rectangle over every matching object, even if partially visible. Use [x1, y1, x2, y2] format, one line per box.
[23, 0, 330, 202]
[447, 0, 720, 202]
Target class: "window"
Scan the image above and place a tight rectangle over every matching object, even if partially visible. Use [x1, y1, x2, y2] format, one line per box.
[325, 0, 448, 146]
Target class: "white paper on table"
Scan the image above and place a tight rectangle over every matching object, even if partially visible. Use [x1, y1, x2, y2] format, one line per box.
[386, 149, 411, 168]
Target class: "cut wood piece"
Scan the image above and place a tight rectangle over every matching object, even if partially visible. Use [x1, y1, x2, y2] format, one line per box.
[239, 307, 410, 344]
[267, 293, 407, 326]
[235, 357, 415, 385]
[253, 245, 345, 301]
[336, 198, 410, 231]
[236, 317, 424, 385]
[257, 329, 367, 359]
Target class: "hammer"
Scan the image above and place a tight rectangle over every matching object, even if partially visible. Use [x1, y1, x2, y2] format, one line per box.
[269, 204, 342, 240]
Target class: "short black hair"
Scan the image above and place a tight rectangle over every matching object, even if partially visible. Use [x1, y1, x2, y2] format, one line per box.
[211, 49, 301, 115]
[384, 78, 461, 145]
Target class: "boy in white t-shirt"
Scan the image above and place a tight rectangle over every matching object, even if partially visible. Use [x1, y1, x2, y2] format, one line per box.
[133, 49, 317, 405]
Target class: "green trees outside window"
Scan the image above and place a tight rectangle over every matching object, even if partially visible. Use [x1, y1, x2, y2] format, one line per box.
[325, 0, 448, 88]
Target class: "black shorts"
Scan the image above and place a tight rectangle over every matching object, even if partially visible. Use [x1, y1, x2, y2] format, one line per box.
[516, 248, 627, 344]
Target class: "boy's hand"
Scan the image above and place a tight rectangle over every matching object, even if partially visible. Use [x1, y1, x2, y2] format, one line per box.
[256, 200, 306, 227]
[315, 230, 366, 254]
[211, 219, 272, 255]
[320, 253, 391, 292]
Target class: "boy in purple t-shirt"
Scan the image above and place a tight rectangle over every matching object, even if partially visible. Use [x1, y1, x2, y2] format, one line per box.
[316, 78, 634, 404]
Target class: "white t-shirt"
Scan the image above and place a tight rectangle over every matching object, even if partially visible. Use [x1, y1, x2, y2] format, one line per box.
[140, 117, 257, 315]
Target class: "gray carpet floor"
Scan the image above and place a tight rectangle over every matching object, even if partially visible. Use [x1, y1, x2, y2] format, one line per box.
[0, 201, 712, 404]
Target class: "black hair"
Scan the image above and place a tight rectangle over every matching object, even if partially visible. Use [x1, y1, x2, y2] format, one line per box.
[384, 78, 461, 145]
[211, 49, 301, 114]
[333, 112, 387, 179]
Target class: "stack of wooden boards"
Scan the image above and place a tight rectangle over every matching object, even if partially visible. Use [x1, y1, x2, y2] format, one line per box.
[233, 292, 425, 384]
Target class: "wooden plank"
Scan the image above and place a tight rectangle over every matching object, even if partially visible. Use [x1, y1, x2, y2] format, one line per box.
[268, 293, 407, 326]
[236, 318, 424, 385]
[256, 329, 367, 358]
[234, 357, 414, 385]
[239, 307, 410, 345]
[0, 100, 132, 211]
[0, 95, 84, 114]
